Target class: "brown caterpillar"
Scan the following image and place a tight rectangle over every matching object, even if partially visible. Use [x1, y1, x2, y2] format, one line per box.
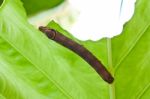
[39, 26, 114, 84]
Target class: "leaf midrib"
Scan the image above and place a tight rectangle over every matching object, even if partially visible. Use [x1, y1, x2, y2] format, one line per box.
[107, 38, 116, 99]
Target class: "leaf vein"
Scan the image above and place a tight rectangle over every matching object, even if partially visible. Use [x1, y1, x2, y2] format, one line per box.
[0, 33, 73, 99]
[114, 24, 150, 73]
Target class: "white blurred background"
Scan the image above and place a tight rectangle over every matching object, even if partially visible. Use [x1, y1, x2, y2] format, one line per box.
[29, 0, 136, 41]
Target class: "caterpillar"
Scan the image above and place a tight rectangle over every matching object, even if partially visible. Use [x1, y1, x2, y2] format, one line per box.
[39, 26, 114, 84]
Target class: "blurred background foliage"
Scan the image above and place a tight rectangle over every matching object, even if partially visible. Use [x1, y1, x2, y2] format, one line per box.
[0, 0, 64, 14]
[0, 0, 3, 5]
[21, 0, 64, 15]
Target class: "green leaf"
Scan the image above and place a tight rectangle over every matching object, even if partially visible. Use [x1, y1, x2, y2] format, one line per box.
[0, 0, 150, 99]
